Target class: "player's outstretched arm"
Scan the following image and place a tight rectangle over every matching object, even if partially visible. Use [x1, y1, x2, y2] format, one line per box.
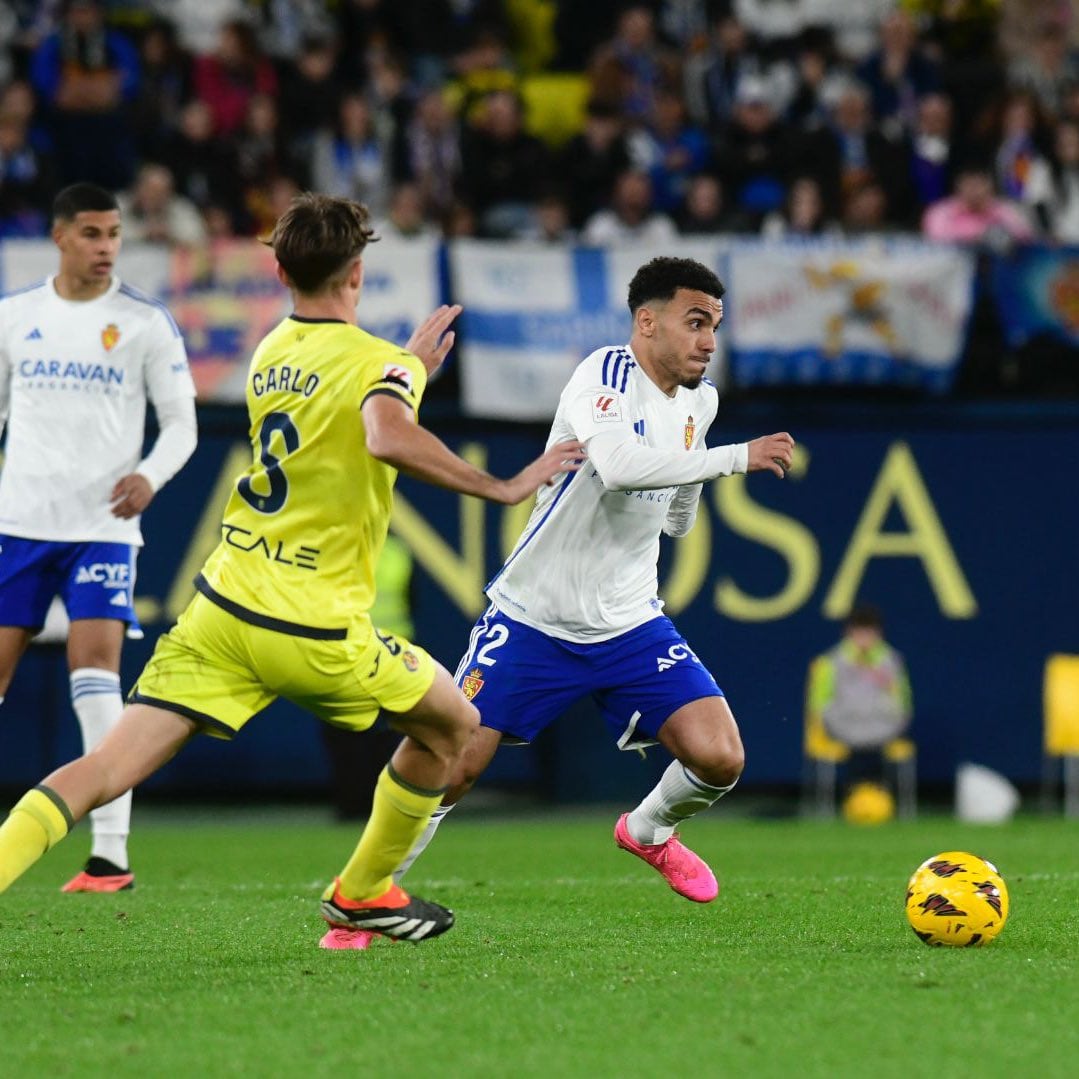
[746, 432, 795, 478]
[363, 393, 585, 504]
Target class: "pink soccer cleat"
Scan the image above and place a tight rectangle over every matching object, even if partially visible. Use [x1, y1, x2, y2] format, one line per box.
[614, 813, 719, 903]
[61, 857, 135, 893]
[319, 927, 378, 951]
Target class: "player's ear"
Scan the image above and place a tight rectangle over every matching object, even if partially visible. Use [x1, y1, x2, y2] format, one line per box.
[635, 305, 655, 337]
[275, 263, 291, 289]
[351, 257, 364, 291]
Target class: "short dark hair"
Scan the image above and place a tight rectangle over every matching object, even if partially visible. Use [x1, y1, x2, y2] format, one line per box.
[627, 256, 725, 314]
[266, 193, 378, 294]
[52, 183, 118, 222]
[845, 604, 883, 631]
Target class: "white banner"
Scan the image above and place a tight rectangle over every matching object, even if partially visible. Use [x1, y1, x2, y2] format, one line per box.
[727, 239, 976, 392]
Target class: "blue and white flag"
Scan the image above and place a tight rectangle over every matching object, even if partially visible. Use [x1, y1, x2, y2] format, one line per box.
[451, 239, 723, 419]
[726, 239, 976, 394]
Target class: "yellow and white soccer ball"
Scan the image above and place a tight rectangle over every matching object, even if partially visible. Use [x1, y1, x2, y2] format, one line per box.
[905, 851, 1009, 947]
[842, 782, 895, 825]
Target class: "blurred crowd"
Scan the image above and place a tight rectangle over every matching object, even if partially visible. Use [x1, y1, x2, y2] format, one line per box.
[2, 0, 1079, 248]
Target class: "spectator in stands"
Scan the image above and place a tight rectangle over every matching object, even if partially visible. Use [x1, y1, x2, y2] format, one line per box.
[716, 74, 793, 221]
[379, 181, 439, 240]
[629, 87, 711, 213]
[116, 161, 207, 247]
[0, 108, 54, 237]
[193, 18, 277, 138]
[443, 199, 477, 238]
[805, 83, 911, 226]
[676, 173, 752, 235]
[922, 160, 1036, 244]
[30, 0, 140, 189]
[277, 31, 343, 161]
[163, 99, 242, 227]
[840, 179, 892, 235]
[581, 167, 677, 245]
[683, 13, 768, 131]
[234, 93, 303, 203]
[311, 91, 393, 218]
[402, 87, 461, 220]
[857, 9, 940, 137]
[907, 92, 956, 213]
[589, 4, 680, 121]
[761, 175, 838, 239]
[995, 91, 1052, 206]
[1042, 119, 1079, 242]
[130, 18, 191, 162]
[558, 98, 630, 229]
[1008, 19, 1079, 118]
[459, 89, 552, 237]
[520, 191, 576, 244]
[782, 28, 848, 134]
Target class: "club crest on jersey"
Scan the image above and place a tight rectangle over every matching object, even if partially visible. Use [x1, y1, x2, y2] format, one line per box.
[461, 667, 485, 700]
[592, 393, 622, 422]
[684, 415, 695, 449]
[402, 650, 420, 672]
[382, 364, 414, 394]
[101, 323, 121, 352]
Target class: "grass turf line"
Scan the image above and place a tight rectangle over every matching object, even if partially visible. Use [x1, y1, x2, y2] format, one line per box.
[0, 813, 1077, 1079]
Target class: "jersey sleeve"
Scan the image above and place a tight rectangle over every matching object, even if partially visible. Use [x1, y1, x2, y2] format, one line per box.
[143, 306, 196, 404]
[562, 349, 635, 442]
[359, 344, 428, 413]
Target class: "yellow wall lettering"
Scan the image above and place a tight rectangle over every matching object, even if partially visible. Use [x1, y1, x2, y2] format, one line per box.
[390, 442, 488, 618]
[713, 444, 820, 622]
[823, 441, 977, 619]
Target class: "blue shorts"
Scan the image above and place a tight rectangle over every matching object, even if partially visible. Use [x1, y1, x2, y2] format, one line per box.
[0, 536, 139, 630]
[453, 605, 724, 750]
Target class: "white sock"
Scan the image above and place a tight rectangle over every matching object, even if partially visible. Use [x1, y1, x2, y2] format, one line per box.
[626, 761, 737, 846]
[393, 802, 455, 883]
[70, 667, 131, 869]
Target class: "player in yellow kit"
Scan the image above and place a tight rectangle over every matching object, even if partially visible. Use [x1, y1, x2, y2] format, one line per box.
[0, 194, 584, 947]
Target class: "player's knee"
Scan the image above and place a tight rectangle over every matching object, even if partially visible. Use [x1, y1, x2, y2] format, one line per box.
[689, 738, 744, 788]
[442, 698, 480, 759]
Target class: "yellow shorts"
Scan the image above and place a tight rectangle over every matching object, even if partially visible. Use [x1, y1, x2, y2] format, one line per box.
[130, 592, 436, 739]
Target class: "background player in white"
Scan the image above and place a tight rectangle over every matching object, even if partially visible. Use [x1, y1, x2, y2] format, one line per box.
[330, 256, 794, 947]
[0, 183, 197, 892]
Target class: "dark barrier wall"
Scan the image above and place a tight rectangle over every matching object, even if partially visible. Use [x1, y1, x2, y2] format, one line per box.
[2, 401, 1077, 799]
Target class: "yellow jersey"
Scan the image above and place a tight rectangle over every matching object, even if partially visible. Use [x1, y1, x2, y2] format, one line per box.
[196, 316, 427, 638]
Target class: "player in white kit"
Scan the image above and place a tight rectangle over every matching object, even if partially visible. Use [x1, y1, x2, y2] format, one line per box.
[0, 183, 196, 892]
[323, 256, 794, 948]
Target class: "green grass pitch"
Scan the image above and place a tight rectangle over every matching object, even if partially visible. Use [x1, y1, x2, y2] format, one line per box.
[1, 809, 1077, 1078]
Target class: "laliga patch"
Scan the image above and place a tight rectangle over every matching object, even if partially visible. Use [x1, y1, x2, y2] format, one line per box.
[382, 364, 414, 394]
[592, 393, 623, 423]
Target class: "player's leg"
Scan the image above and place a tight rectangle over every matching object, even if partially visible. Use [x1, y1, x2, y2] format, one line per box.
[0, 534, 63, 697]
[390, 722, 503, 883]
[0, 704, 196, 893]
[64, 616, 132, 890]
[0, 626, 33, 697]
[598, 618, 739, 902]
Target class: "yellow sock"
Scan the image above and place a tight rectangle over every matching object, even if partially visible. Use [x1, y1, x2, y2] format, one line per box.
[0, 786, 74, 893]
[336, 765, 444, 902]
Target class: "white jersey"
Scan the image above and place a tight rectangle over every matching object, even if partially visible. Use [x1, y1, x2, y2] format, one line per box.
[488, 343, 734, 643]
[0, 275, 195, 544]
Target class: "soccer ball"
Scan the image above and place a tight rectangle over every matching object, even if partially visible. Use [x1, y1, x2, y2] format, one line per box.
[905, 851, 1009, 947]
[842, 782, 895, 825]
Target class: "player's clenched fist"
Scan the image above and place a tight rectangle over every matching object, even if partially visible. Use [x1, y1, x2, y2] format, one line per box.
[746, 432, 795, 478]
